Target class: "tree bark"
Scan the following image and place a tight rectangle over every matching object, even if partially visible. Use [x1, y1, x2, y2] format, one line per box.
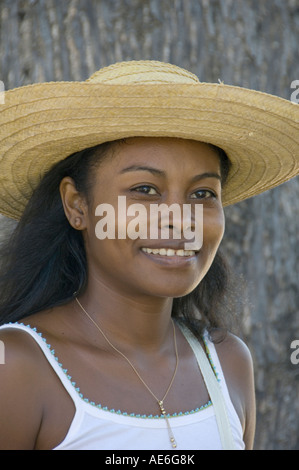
[0, 0, 298, 450]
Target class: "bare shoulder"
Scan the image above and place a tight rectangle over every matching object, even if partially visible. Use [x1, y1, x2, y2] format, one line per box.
[0, 324, 50, 362]
[212, 330, 256, 450]
[0, 326, 46, 449]
[0, 326, 45, 371]
[213, 331, 254, 370]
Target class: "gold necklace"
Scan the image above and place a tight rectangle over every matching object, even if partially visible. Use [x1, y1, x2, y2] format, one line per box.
[75, 297, 178, 449]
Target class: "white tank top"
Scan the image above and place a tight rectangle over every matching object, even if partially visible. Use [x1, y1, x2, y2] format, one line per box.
[0, 322, 245, 450]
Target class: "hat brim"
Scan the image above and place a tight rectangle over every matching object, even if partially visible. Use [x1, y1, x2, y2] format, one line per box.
[0, 81, 298, 219]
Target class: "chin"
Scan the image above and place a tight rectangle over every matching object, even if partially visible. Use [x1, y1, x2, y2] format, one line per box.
[140, 275, 202, 299]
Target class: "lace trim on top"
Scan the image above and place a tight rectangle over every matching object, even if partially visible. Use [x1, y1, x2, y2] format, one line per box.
[9, 322, 219, 419]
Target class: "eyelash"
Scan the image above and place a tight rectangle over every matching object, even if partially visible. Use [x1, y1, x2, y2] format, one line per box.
[131, 185, 216, 199]
[130, 185, 159, 195]
[190, 189, 217, 199]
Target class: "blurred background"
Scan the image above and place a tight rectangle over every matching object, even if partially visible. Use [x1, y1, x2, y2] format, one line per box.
[0, 0, 298, 450]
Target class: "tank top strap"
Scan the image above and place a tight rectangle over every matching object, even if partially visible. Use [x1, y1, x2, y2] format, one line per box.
[0, 322, 82, 408]
[178, 322, 236, 450]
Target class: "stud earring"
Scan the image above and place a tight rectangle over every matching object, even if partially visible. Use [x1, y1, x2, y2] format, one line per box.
[74, 217, 81, 228]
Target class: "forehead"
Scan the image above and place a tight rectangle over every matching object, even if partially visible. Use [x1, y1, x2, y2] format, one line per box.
[103, 137, 221, 173]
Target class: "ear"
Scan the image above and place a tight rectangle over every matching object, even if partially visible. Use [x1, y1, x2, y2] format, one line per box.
[59, 177, 88, 230]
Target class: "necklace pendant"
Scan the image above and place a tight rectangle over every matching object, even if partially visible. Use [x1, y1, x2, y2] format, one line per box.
[158, 401, 177, 449]
[158, 401, 166, 414]
[171, 438, 177, 448]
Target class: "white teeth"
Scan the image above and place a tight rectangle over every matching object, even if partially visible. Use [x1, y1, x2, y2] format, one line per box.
[176, 249, 185, 256]
[141, 247, 196, 256]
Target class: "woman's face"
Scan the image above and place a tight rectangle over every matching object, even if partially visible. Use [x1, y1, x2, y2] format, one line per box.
[81, 137, 225, 299]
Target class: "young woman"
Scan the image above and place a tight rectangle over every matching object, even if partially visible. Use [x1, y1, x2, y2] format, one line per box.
[0, 61, 298, 450]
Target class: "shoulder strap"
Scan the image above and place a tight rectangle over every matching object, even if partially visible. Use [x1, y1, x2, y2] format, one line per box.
[178, 322, 236, 450]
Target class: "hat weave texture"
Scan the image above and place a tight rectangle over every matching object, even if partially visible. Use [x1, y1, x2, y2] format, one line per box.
[0, 60, 298, 219]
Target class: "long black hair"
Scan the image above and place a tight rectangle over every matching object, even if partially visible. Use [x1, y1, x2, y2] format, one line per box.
[0, 139, 238, 340]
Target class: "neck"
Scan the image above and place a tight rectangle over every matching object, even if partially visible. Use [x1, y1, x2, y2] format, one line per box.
[75, 270, 174, 353]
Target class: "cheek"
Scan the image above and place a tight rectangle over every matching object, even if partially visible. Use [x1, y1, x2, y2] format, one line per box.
[202, 209, 225, 250]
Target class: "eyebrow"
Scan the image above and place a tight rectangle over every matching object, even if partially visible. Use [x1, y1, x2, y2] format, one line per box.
[120, 165, 221, 182]
[190, 172, 222, 183]
[119, 165, 165, 177]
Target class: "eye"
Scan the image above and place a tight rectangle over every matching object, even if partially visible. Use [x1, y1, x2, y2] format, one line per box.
[131, 185, 159, 195]
[190, 189, 217, 199]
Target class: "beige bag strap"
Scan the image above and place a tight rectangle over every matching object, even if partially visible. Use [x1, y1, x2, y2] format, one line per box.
[178, 322, 236, 450]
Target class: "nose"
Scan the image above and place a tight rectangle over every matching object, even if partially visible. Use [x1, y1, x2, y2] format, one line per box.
[162, 191, 197, 231]
[160, 208, 194, 235]
[150, 202, 197, 242]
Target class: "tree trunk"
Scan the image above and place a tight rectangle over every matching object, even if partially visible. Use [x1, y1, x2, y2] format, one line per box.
[0, 0, 298, 450]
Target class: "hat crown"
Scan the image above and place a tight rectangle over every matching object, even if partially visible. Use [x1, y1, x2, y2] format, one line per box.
[86, 60, 200, 85]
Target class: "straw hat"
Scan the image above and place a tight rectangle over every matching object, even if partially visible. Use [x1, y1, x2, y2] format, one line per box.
[0, 60, 298, 220]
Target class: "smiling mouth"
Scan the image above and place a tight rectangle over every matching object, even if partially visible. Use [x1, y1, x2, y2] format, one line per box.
[141, 247, 198, 257]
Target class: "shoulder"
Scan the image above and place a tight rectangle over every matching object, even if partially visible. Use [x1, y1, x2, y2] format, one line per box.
[0, 325, 47, 393]
[211, 331, 256, 449]
[0, 325, 48, 449]
[212, 331, 254, 371]
[0, 324, 45, 365]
